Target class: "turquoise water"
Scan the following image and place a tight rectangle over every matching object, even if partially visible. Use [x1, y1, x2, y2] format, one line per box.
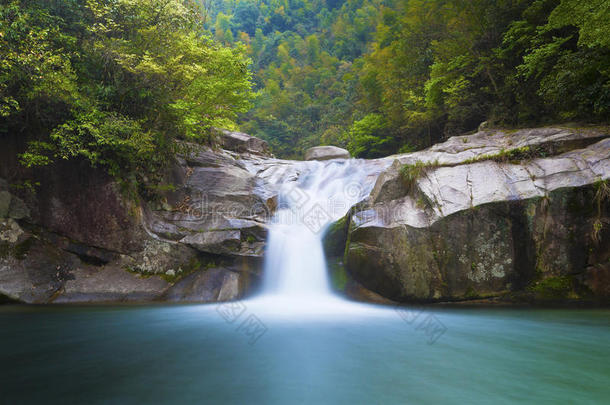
[1, 304, 609, 404]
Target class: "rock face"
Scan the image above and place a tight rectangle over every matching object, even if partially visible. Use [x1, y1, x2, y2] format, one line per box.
[0, 131, 277, 304]
[305, 145, 350, 161]
[213, 128, 271, 156]
[338, 126, 610, 303]
[1, 125, 609, 305]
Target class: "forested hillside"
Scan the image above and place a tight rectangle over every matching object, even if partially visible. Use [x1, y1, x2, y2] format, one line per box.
[2, 0, 608, 164]
[1, 0, 254, 193]
[207, 0, 610, 158]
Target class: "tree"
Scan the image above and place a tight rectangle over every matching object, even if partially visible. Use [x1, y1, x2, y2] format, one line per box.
[2, 0, 254, 189]
[233, 0, 259, 36]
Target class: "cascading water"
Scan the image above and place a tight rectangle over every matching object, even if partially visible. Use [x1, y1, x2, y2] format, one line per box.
[249, 158, 389, 316]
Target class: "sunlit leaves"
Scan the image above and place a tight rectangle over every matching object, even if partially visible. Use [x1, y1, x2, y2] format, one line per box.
[3, 0, 254, 186]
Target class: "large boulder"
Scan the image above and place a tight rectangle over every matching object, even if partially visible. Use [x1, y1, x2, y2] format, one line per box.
[31, 161, 144, 254]
[53, 265, 170, 303]
[144, 143, 275, 262]
[163, 266, 246, 302]
[339, 127, 610, 303]
[213, 128, 270, 156]
[305, 146, 350, 161]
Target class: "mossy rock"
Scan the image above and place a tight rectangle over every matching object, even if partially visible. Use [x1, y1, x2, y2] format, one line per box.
[327, 258, 348, 292]
[527, 276, 574, 300]
[0, 237, 34, 260]
[323, 216, 349, 258]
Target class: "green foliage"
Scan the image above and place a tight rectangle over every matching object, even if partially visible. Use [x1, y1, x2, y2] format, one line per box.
[399, 160, 429, 193]
[346, 113, 391, 158]
[2, 0, 254, 189]
[463, 145, 548, 164]
[5, 0, 608, 163]
[548, 0, 610, 48]
[592, 179, 609, 244]
[207, 0, 609, 158]
[327, 258, 348, 292]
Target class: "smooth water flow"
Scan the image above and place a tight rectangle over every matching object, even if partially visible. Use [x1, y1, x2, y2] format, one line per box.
[251, 158, 385, 316]
[2, 159, 609, 404]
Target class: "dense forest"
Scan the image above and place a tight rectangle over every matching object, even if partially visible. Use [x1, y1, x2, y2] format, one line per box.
[206, 0, 609, 158]
[0, 0, 254, 192]
[1, 0, 609, 167]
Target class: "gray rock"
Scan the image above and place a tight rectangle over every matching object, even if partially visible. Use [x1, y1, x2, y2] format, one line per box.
[8, 195, 29, 219]
[0, 236, 80, 303]
[33, 162, 146, 253]
[389, 126, 608, 167]
[0, 218, 25, 244]
[0, 139, 277, 304]
[2, 125, 607, 305]
[478, 121, 490, 131]
[125, 239, 199, 276]
[54, 266, 170, 303]
[164, 267, 244, 302]
[213, 128, 270, 155]
[341, 128, 610, 303]
[305, 146, 350, 161]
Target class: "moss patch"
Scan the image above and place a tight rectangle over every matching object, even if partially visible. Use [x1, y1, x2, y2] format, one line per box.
[0, 237, 34, 260]
[0, 242, 9, 259]
[400, 160, 437, 192]
[323, 216, 348, 258]
[463, 286, 480, 299]
[527, 276, 574, 300]
[463, 146, 548, 165]
[592, 179, 609, 244]
[327, 258, 348, 292]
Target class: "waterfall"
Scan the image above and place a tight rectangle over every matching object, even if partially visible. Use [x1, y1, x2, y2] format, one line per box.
[249, 158, 388, 316]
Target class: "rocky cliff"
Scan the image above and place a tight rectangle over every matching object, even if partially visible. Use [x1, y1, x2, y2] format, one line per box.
[2, 126, 609, 305]
[0, 131, 282, 303]
[329, 126, 610, 304]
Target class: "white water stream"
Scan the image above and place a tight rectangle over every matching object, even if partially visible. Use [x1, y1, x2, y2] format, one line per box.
[248, 158, 389, 317]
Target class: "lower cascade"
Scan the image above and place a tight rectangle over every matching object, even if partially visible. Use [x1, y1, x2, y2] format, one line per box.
[249, 158, 387, 316]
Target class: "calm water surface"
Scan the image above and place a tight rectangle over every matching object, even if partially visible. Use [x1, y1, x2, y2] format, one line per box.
[1, 304, 609, 404]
